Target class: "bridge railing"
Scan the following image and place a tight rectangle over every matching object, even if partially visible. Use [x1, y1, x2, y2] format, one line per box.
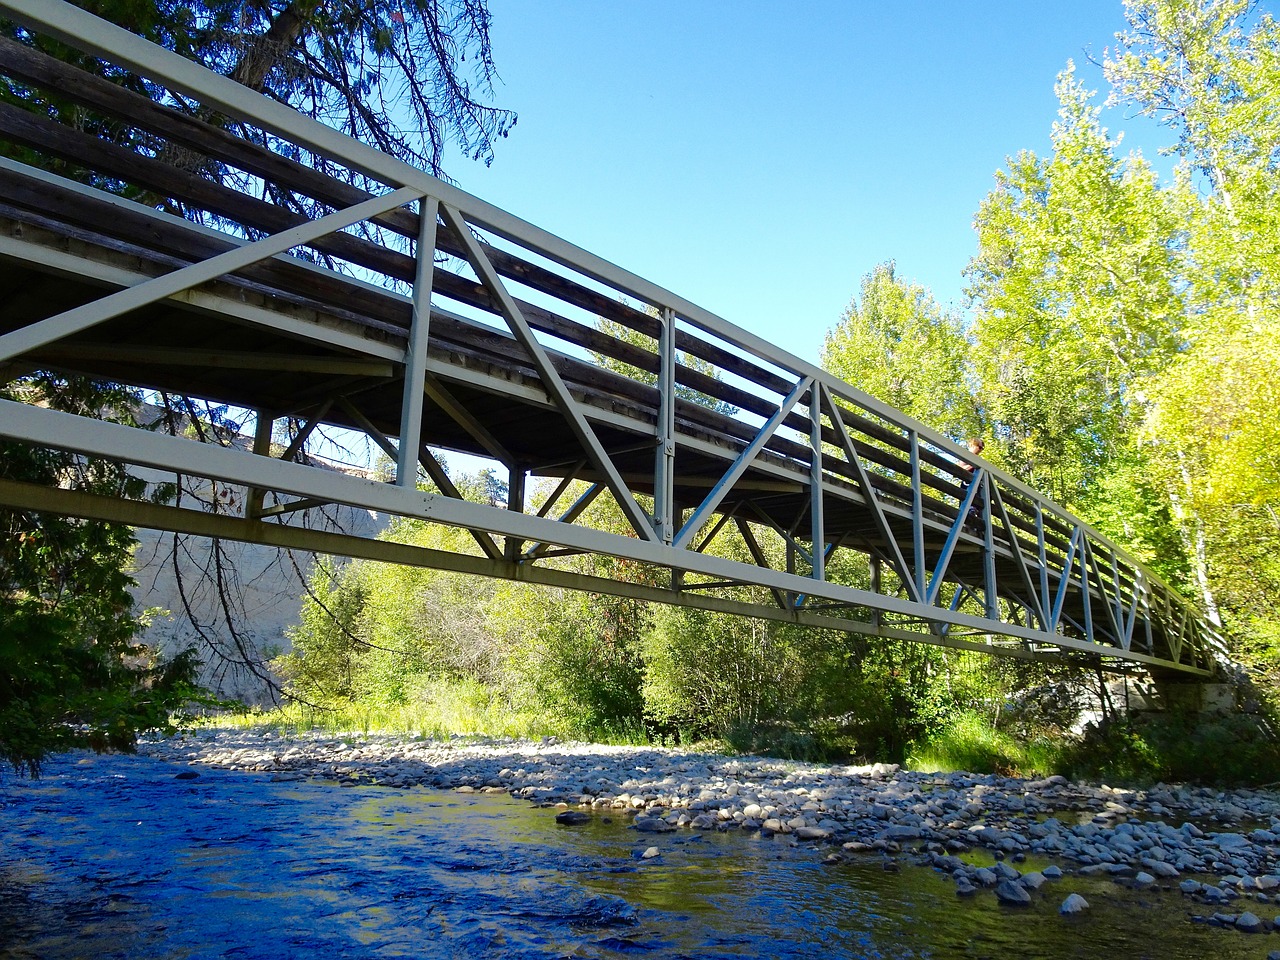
[0, 0, 1226, 675]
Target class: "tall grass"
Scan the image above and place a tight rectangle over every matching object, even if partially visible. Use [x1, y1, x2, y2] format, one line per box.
[905, 710, 1061, 777]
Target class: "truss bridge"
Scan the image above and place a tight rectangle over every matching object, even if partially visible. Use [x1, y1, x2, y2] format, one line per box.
[0, 0, 1225, 677]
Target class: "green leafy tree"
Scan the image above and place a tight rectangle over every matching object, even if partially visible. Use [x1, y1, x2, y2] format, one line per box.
[275, 471, 652, 733]
[1105, 0, 1280, 307]
[822, 261, 981, 441]
[496, 586, 648, 738]
[0, 375, 206, 775]
[1104, 0, 1280, 643]
[640, 608, 855, 755]
[965, 64, 1183, 510]
[4, 0, 516, 176]
[274, 555, 367, 705]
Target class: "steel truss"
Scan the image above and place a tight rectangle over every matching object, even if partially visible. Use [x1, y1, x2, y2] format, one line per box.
[0, 0, 1225, 676]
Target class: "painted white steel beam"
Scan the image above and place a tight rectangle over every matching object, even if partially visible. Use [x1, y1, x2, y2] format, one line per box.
[0, 399, 1214, 673]
[0, 476, 1104, 666]
[397, 197, 439, 488]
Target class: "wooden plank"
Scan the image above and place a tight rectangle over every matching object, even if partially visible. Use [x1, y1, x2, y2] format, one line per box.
[0, 176, 415, 334]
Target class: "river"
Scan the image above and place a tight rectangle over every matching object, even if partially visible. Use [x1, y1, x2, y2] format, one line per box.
[0, 751, 1264, 959]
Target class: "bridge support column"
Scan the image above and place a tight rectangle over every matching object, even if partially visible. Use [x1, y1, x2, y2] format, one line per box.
[1149, 677, 1236, 715]
[808, 384, 824, 581]
[869, 558, 882, 628]
[397, 195, 438, 489]
[653, 308, 676, 545]
[505, 467, 525, 562]
[982, 472, 998, 620]
[909, 430, 925, 601]
[246, 409, 274, 519]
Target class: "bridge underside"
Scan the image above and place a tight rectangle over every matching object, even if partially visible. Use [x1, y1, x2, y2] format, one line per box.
[0, 0, 1224, 677]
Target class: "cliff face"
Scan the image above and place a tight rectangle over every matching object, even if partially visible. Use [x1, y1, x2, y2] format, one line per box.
[130, 494, 386, 705]
[122, 413, 389, 704]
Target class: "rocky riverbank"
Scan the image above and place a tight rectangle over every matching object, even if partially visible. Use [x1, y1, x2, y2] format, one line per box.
[144, 729, 1280, 940]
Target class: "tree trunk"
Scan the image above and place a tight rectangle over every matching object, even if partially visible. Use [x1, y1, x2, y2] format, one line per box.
[230, 1, 315, 92]
[1167, 453, 1222, 629]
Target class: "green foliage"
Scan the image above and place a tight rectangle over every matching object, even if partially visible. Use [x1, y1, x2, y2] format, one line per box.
[0, 601, 207, 776]
[641, 608, 784, 741]
[907, 710, 1060, 778]
[274, 556, 367, 705]
[3, 0, 516, 176]
[965, 63, 1181, 509]
[274, 475, 653, 738]
[1082, 445, 1191, 587]
[0, 374, 208, 776]
[1106, 0, 1280, 652]
[216, 678, 560, 742]
[1058, 710, 1280, 787]
[959, 1, 1280, 679]
[641, 609, 907, 761]
[822, 261, 981, 440]
[498, 588, 648, 738]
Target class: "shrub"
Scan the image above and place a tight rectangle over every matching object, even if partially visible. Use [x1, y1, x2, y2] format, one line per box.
[1060, 710, 1280, 786]
[906, 710, 1060, 777]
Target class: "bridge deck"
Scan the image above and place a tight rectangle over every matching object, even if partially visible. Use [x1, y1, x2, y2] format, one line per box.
[0, 0, 1223, 676]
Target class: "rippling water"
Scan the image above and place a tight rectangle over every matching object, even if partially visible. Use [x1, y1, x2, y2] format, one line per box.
[0, 752, 1263, 959]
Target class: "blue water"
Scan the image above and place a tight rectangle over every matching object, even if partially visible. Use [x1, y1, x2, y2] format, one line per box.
[0, 752, 1264, 958]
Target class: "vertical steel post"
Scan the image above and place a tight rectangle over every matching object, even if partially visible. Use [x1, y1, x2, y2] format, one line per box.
[1036, 503, 1050, 630]
[1079, 531, 1095, 645]
[869, 557, 882, 628]
[982, 473, 997, 619]
[786, 539, 796, 609]
[246, 409, 274, 519]
[397, 195, 439, 488]
[809, 384, 825, 581]
[505, 466, 525, 562]
[909, 430, 925, 599]
[654, 307, 676, 545]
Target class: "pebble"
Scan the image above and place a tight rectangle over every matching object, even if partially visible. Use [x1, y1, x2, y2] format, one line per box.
[1236, 911, 1264, 933]
[995, 880, 1032, 905]
[1060, 893, 1090, 914]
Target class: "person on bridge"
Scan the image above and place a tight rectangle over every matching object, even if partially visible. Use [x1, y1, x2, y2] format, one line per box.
[961, 438, 985, 530]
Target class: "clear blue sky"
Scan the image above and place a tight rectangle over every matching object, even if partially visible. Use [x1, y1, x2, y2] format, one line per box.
[442, 0, 1172, 366]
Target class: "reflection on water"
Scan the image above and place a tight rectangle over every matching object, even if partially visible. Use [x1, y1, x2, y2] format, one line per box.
[0, 752, 1260, 959]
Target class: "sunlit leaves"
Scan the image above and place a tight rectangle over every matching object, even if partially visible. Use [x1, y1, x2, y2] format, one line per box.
[821, 261, 981, 441]
[966, 64, 1182, 508]
[0, 374, 207, 775]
